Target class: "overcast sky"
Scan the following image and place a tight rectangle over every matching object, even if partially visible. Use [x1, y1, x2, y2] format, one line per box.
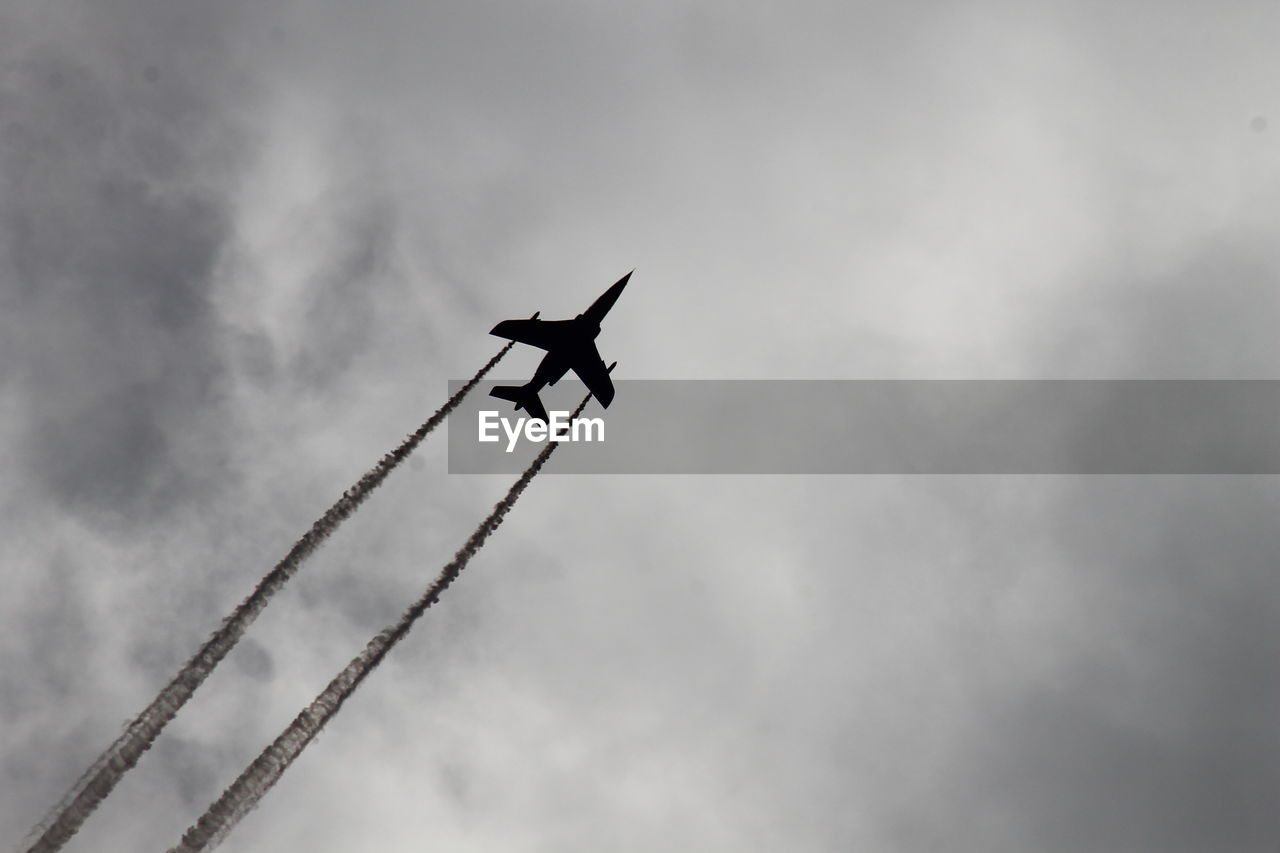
[3, 1, 1280, 851]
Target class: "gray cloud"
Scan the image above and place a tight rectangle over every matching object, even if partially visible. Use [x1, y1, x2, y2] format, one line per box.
[0, 8, 248, 527]
[882, 479, 1280, 853]
[5, 2, 1280, 852]
[1039, 236, 1280, 378]
[0, 2, 265, 845]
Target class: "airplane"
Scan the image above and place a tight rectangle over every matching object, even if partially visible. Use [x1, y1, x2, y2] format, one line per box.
[488, 271, 630, 423]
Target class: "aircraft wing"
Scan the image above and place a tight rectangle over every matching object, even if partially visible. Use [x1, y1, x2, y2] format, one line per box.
[489, 318, 573, 351]
[569, 342, 615, 407]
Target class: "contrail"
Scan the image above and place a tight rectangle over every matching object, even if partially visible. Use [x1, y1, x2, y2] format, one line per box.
[168, 392, 592, 853]
[20, 343, 514, 853]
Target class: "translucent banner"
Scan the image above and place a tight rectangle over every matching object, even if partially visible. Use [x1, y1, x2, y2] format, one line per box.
[447, 380, 1280, 474]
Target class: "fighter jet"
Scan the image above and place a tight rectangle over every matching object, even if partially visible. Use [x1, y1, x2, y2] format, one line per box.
[488, 271, 630, 423]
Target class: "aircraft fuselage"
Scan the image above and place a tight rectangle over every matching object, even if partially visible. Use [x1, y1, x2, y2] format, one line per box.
[487, 272, 631, 420]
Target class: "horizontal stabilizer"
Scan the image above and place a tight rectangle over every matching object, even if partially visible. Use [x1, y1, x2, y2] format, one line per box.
[490, 385, 525, 406]
[489, 384, 550, 424]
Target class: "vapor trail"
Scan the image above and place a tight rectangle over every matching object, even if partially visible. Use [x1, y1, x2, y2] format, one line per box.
[168, 392, 592, 853]
[21, 343, 515, 853]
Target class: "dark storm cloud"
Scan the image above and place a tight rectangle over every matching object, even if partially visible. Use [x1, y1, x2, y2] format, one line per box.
[892, 479, 1280, 853]
[5, 0, 1280, 851]
[891, 177, 1280, 850]
[0, 2, 272, 848]
[0, 2, 254, 526]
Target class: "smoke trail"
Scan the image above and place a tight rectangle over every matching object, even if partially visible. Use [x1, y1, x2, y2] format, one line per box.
[21, 343, 514, 853]
[168, 392, 592, 853]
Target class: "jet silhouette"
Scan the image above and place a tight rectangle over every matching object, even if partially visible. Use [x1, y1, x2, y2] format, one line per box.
[488, 271, 630, 423]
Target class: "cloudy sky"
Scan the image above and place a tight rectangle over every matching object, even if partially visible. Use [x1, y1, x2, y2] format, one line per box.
[3, 0, 1280, 850]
